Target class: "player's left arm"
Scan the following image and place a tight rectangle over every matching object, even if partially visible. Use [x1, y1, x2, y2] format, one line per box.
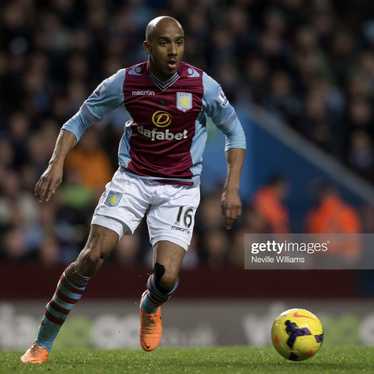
[221, 148, 245, 229]
[202, 73, 247, 229]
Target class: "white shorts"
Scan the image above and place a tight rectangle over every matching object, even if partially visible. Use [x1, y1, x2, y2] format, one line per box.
[91, 169, 200, 250]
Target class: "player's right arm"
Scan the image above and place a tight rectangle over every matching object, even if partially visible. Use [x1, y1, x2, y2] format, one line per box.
[34, 130, 76, 202]
[34, 69, 126, 203]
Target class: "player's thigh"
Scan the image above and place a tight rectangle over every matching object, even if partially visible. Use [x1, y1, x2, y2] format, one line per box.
[92, 169, 150, 238]
[147, 184, 200, 252]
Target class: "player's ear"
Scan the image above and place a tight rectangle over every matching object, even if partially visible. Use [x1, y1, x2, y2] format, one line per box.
[143, 40, 151, 54]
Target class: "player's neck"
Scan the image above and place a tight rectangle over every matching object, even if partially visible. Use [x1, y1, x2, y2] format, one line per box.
[148, 63, 174, 82]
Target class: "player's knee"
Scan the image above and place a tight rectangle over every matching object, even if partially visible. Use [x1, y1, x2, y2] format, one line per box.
[159, 269, 178, 291]
[77, 228, 116, 273]
[151, 262, 178, 292]
[77, 247, 102, 270]
[86, 247, 105, 263]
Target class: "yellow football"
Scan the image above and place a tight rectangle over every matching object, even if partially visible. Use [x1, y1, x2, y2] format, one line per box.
[271, 308, 324, 361]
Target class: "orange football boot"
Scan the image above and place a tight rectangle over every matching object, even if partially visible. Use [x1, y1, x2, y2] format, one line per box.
[20, 342, 49, 364]
[139, 292, 163, 352]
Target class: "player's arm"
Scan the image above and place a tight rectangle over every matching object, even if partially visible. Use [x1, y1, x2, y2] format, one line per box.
[34, 130, 76, 202]
[222, 148, 245, 229]
[202, 72, 246, 229]
[35, 69, 126, 203]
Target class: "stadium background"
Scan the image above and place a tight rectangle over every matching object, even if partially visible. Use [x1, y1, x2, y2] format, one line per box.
[1, 0, 374, 349]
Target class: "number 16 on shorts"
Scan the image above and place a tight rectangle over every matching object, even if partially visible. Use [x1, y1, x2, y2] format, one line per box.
[173, 206, 195, 232]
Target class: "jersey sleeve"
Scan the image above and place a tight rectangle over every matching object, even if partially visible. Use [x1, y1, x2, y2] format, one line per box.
[61, 69, 126, 141]
[202, 72, 246, 151]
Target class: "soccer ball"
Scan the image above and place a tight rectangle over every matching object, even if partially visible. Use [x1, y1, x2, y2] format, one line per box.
[271, 308, 324, 361]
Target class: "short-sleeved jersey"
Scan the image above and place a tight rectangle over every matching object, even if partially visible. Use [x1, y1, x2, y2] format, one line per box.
[62, 61, 246, 185]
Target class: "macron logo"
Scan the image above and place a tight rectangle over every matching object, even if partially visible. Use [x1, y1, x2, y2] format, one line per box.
[132, 90, 155, 96]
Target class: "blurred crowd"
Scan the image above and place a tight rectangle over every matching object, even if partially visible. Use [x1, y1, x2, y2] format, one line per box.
[0, 0, 373, 267]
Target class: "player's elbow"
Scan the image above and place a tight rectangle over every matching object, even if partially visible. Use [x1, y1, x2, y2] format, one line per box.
[225, 137, 247, 152]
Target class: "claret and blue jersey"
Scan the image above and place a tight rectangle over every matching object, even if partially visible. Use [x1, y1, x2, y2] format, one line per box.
[62, 61, 246, 185]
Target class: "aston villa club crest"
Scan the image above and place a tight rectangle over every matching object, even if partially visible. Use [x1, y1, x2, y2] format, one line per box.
[104, 191, 122, 207]
[176, 92, 192, 112]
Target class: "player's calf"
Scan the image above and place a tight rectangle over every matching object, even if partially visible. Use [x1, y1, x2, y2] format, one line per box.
[20, 264, 89, 364]
[141, 263, 179, 313]
[139, 263, 179, 352]
[20, 225, 118, 363]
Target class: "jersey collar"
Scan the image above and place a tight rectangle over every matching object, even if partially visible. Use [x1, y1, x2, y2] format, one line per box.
[149, 70, 180, 91]
[146, 61, 180, 91]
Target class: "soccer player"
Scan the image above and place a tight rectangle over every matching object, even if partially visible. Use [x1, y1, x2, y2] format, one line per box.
[21, 16, 246, 364]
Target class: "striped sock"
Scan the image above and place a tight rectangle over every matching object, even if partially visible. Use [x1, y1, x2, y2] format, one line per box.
[36, 268, 89, 351]
[140, 290, 159, 313]
[140, 275, 178, 313]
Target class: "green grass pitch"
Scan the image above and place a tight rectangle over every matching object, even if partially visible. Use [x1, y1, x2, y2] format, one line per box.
[2, 346, 374, 374]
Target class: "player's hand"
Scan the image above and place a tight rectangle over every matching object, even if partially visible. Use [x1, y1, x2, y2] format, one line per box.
[221, 188, 242, 230]
[34, 162, 64, 203]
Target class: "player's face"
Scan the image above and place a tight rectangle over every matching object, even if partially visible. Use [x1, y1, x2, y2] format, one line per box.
[145, 24, 184, 78]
